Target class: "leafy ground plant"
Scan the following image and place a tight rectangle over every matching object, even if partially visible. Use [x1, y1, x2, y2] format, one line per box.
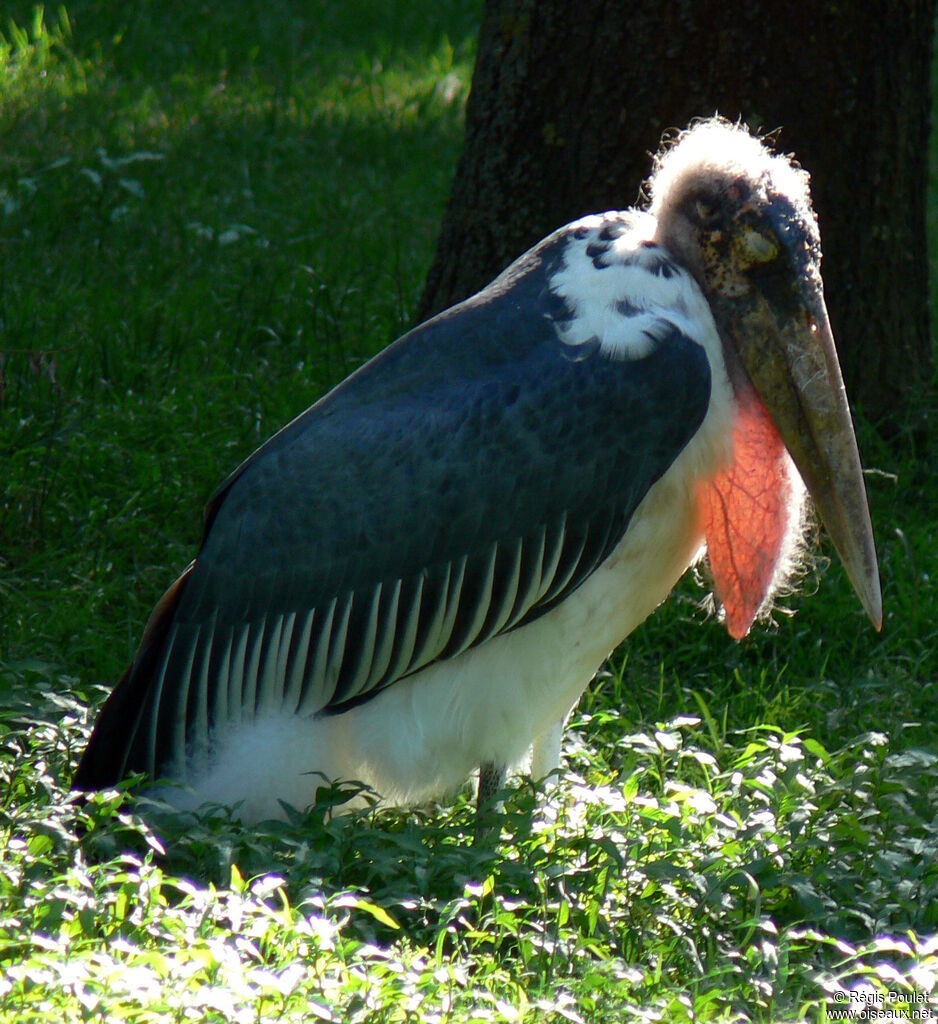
[1, 3, 937, 1022]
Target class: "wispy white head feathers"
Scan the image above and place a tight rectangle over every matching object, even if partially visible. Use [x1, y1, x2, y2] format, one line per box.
[649, 119, 814, 227]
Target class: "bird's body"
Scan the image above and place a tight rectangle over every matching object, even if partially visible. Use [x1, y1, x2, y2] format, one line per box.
[75, 120, 880, 821]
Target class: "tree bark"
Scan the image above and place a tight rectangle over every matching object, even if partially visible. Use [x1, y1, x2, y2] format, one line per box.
[418, 0, 935, 427]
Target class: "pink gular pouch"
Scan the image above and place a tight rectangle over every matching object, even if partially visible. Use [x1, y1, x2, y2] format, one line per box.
[698, 383, 803, 639]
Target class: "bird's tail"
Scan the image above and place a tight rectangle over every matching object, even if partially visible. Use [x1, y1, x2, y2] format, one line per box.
[72, 563, 194, 791]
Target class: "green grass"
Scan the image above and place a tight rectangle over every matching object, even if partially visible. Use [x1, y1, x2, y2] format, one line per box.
[1, 4, 937, 1021]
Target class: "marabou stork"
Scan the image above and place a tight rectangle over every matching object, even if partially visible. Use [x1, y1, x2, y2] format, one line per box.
[74, 119, 881, 821]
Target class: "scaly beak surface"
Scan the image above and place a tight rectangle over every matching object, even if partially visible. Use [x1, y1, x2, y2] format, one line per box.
[726, 284, 883, 630]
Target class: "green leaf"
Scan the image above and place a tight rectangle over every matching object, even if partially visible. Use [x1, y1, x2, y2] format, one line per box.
[355, 900, 400, 930]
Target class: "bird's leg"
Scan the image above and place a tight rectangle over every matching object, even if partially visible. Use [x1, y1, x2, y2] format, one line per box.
[529, 718, 564, 785]
[477, 761, 507, 813]
[474, 761, 508, 844]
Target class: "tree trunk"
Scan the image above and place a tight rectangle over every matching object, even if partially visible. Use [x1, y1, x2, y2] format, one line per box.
[418, 0, 934, 428]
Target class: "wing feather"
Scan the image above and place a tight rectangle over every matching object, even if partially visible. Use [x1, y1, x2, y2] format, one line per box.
[378, 575, 423, 687]
[331, 583, 382, 705]
[142, 623, 181, 776]
[440, 543, 499, 660]
[256, 614, 285, 715]
[284, 607, 316, 711]
[540, 516, 590, 606]
[295, 597, 336, 713]
[535, 514, 568, 604]
[241, 618, 265, 717]
[159, 623, 201, 775]
[409, 557, 462, 673]
[324, 593, 353, 699]
[226, 623, 250, 727]
[185, 620, 214, 760]
[275, 611, 296, 704]
[506, 524, 547, 630]
[210, 624, 234, 732]
[478, 537, 524, 643]
[366, 578, 401, 694]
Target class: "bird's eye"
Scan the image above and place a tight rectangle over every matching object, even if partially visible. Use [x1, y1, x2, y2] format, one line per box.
[693, 197, 720, 227]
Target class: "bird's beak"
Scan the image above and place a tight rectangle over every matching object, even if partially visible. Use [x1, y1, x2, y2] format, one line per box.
[722, 278, 882, 630]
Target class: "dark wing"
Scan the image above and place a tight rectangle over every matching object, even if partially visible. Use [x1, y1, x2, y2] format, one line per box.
[74, 233, 711, 788]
